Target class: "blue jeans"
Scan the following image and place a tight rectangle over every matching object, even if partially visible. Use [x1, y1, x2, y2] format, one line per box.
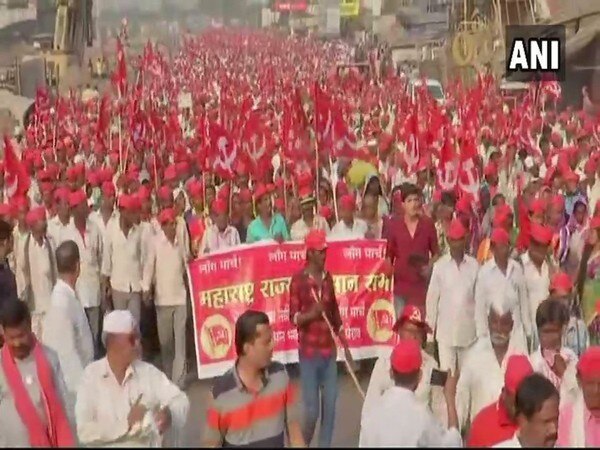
[299, 353, 338, 447]
[394, 295, 406, 320]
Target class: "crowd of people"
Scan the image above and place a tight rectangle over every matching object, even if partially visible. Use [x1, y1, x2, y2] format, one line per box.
[0, 27, 599, 447]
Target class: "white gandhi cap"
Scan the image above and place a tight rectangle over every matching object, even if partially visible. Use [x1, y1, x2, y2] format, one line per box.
[103, 310, 137, 335]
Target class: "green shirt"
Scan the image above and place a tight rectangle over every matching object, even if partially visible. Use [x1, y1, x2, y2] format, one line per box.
[246, 213, 290, 244]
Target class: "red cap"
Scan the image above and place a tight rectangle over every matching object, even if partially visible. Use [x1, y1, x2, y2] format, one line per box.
[158, 208, 176, 225]
[157, 186, 172, 201]
[68, 190, 87, 207]
[550, 271, 573, 293]
[164, 165, 177, 181]
[490, 227, 510, 245]
[550, 194, 565, 210]
[529, 223, 554, 246]
[319, 205, 333, 220]
[529, 198, 547, 215]
[254, 184, 268, 201]
[446, 218, 467, 240]
[504, 354, 534, 394]
[188, 181, 203, 199]
[456, 196, 472, 214]
[0, 203, 11, 217]
[54, 187, 70, 203]
[484, 162, 498, 177]
[274, 198, 285, 213]
[25, 207, 46, 227]
[102, 182, 116, 198]
[118, 194, 133, 210]
[212, 199, 228, 215]
[563, 171, 580, 183]
[577, 347, 600, 380]
[590, 216, 600, 230]
[390, 339, 422, 374]
[392, 305, 432, 333]
[305, 229, 327, 251]
[339, 194, 355, 211]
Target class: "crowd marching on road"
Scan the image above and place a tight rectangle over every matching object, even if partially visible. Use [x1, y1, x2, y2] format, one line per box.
[0, 27, 600, 447]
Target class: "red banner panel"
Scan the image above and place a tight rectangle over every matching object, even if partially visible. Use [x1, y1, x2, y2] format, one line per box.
[274, 0, 309, 12]
[189, 239, 395, 379]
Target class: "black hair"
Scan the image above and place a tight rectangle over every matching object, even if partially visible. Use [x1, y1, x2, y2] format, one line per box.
[235, 310, 270, 356]
[440, 191, 457, 208]
[55, 240, 80, 274]
[400, 183, 422, 202]
[515, 373, 559, 420]
[536, 298, 569, 329]
[0, 219, 13, 241]
[392, 368, 421, 388]
[491, 193, 506, 207]
[0, 300, 31, 328]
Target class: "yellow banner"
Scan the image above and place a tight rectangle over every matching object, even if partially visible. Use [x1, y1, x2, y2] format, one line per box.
[340, 0, 360, 17]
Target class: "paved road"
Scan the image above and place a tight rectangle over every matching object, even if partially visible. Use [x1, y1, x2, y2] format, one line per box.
[180, 362, 373, 447]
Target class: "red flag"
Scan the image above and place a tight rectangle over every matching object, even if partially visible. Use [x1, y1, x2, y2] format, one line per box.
[111, 37, 127, 96]
[2, 136, 30, 199]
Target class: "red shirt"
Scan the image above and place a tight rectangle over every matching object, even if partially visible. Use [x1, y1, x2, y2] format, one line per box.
[385, 215, 438, 305]
[289, 269, 343, 358]
[466, 400, 517, 448]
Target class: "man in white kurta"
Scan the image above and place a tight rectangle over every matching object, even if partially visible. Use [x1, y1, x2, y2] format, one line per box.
[19, 207, 57, 338]
[361, 304, 446, 446]
[456, 297, 526, 431]
[329, 194, 368, 240]
[47, 188, 72, 245]
[475, 229, 531, 353]
[142, 208, 189, 387]
[425, 219, 479, 372]
[42, 240, 94, 408]
[519, 242, 552, 339]
[59, 191, 104, 356]
[75, 310, 190, 447]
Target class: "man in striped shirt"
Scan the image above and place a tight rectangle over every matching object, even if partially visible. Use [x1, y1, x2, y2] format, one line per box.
[204, 310, 304, 447]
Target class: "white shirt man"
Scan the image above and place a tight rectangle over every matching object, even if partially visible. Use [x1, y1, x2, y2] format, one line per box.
[456, 299, 526, 430]
[47, 215, 71, 246]
[199, 223, 241, 255]
[519, 252, 551, 334]
[475, 257, 531, 352]
[359, 340, 461, 447]
[90, 209, 118, 242]
[425, 251, 479, 372]
[101, 214, 143, 323]
[329, 217, 368, 240]
[530, 346, 579, 406]
[75, 310, 190, 447]
[42, 278, 94, 406]
[290, 215, 330, 241]
[59, 217, 103, 353]
[142, 209, 189, 386]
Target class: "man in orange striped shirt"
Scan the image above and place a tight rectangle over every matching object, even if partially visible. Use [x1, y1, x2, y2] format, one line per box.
[203, 310, 304, 447]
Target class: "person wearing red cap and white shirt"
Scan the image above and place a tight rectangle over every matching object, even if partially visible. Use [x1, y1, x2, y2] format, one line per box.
[18, 206, 57, 338]
[475, 227, 531, 353]
[361, 304, 446, 445]
[425, 218, 479, 373]
[456, 293, 528, 431]
[467, 354, 534, 447]
[359, 339, 461, 447]
[90, 182, 118, 242]
[142, 208, 189, 388]
[519, 223, 555, 341]
[556, 346, 600, 447]
[101, 194, 143, 324]
[199, 200, 241, 255]
[330, 194, 368, 240]
[47, 187, 72, 245]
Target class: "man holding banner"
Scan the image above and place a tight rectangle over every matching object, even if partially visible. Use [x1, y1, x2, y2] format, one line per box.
[289, 229, 353, 448]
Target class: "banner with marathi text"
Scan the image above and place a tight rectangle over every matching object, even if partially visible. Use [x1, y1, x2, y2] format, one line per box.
[189, 239, 395, 379]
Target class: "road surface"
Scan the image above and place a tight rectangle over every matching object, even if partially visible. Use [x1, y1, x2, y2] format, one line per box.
[180, 362, 373, 447]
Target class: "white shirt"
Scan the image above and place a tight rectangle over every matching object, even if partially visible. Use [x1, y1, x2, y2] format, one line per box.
[456, 338, 525, 429]
[47, 215, 72, 246]
[520, 252, 550, 330]
[359, 386, 462, 447]
[494, 433, 522, 447]
[101, 221, 143, 293]
[13, 226, 29, 297]
[425, 253, 480, 347]
[75, 358, 190, 447]
[59, 219, 104, 308]
[360, 346, 447, 445]
[530, 347, 579, 405]
[142, 232, 187, 307]
[200, 224, 241, 255]
[20, 234, 57, 314]
[150, 217, 191, 261]
[329, 218, 368, 240]
[475, 258, 532, 348]
[290, 216, 330, 241]
[42, 279, 94, 402]
[91, 210, 118, 242]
